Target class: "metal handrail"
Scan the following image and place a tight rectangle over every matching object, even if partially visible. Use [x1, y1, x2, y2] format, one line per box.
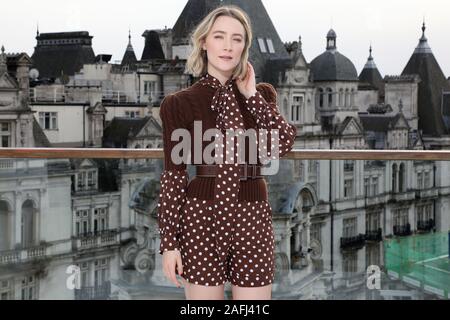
[1, 148, 450, 160]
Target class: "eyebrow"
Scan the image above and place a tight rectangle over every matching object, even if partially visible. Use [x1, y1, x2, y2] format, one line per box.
[212, 30, 244, 38]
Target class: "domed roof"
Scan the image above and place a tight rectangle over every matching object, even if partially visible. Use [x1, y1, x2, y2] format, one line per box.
[310, 29, 358, 82]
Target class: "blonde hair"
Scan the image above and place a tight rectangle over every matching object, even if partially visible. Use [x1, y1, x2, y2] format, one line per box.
[185, 5, 253, 80]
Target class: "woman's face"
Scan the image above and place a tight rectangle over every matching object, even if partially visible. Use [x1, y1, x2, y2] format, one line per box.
[202, 15, 246, 79]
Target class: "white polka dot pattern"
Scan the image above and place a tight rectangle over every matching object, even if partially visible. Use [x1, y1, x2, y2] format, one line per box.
[198, 73, 246, 266]
[245, 91, 297, 158]
[179, 197, 275, 287]
[157, 168, 189, 254]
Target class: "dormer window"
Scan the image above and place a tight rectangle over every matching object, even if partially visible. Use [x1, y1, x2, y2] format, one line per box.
[257, 38, 267, 53]
[266, 39, 275, 53]
[75, 169, 98, 191]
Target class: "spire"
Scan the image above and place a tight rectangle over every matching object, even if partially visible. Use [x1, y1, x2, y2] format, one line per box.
[36, 22, 40, 37]
[297, 35, 302, 53]
[363, 45, 377, 69]
[326, 29, 337, 51]
[0, 45, 7, 74]
[415, 21, 432, 54]
[121, 30, 137, 69]
[127, 29, 134, 51]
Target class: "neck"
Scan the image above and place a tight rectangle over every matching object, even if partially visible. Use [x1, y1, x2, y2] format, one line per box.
[207, 65, 233, 86]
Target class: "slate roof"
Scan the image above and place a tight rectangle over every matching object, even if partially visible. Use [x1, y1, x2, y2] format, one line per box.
[32, 117, 51, 147]
[141, 30, 165, 60]
[223, 0, 291, 82]
[31, 31, 96, 79]
[359, 47, 384, 96]
[121, 32, 138, 70]
[401, 24, 450, 136]
[310, 30, 358, 82]
[102, 117, 160, 148]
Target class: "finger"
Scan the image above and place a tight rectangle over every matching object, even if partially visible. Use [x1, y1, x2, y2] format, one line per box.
[177, 256, 183, 275]
[169, 264, 181, 287]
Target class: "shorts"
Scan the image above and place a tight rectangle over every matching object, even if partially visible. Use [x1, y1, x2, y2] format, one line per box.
[178, 197, 275, 287]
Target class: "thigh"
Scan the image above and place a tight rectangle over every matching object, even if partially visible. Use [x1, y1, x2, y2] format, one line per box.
[228, 200, 275, 288]
[231, 283, 272, 300]
[182, 278, 225, 300]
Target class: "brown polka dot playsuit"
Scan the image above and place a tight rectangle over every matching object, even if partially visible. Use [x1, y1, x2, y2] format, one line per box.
[157, 72, 297, 287]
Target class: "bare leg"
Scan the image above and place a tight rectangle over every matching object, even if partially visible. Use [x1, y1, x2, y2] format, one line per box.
[231, 284, 272, 300]
[182, 278, 225, 300]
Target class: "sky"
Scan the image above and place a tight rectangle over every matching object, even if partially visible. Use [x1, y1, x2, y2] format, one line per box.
[2, 0, 450, 77]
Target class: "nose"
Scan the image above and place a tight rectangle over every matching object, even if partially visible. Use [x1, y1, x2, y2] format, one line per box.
[224, 38, 232, 52]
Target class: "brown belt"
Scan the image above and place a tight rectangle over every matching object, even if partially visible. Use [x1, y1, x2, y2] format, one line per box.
[196, 164, 264, 181]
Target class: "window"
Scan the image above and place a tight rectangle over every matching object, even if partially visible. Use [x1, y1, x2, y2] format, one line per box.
[366, 210, 380, 231]
[266, 38, 275, 53]
[310, 223, 321, 243]
[392, 164, 398, 192]
[417, 172, 423, 189]
[326, 88, 333, 107]
[344, 160, 354, 172]
[344, 179, 354, 198]
[424, 171, 430, 188]
[343, 217, 357, 238]
[371, 177, 379, 196]
[75, 209, 90, 236]
[393, 208, 409, 227]
[94, 258, 110, 287]
[417, 203, 433, 222]
[75, 170, 97, 191]
[21, 275, 38, 300]
[257, 38, 267, 53]
[318, 88, 324, 108]
[93, 207, 108, 233]
[399, 163, 405, 192]
[125, 111, 140, 118]
[343, 252, 358, 274]
[0, 122, 11, 147]
[143, 81, 156, 96]
[291, 95, 304, 123]
[364, 177, 370, 196]
[38, 112, 58, 130]
[0, 280, 12, 300]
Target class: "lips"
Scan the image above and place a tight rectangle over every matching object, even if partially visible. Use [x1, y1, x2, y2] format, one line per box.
[219, 56, 232, 61]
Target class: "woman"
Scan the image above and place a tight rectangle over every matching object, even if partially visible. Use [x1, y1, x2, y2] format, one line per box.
[157, 5, 296, 300]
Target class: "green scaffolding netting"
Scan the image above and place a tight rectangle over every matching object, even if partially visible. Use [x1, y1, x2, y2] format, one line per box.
[384, 231, 449, 296]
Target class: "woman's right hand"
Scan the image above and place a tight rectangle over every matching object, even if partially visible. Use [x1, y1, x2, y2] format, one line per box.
[162, 250, 184, 288]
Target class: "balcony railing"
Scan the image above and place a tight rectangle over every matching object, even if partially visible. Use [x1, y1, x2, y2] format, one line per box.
[365, 228, 383, 242]
[0, 244, 49, 265]
[417, 219, 435, 232]
[72, 229, 120, 250]
[340, 234, 366, 250]
[75, 281, 111, 300]
[393, 224, 412, 236]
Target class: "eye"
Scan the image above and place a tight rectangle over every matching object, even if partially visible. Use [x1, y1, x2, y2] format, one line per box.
[234, 39, 242, 42]
[214, 36, 223, 39]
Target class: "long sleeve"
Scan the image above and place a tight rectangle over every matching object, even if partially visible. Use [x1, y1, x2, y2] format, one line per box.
[245, 90, 297, 158]
[157, 94, 189, 255]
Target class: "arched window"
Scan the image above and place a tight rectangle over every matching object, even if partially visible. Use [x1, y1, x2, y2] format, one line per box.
[21, 200, 36, 247]
[350, 88, 355, 107]
[318, 88, 324, 108]
[392, 164, 398, 193]
[0, 201, 11, 251]
[326, 88, 333, 108]
[339, 89, 344, 107]
[399, 163, 405, 192]
[345, 89, 350, 107]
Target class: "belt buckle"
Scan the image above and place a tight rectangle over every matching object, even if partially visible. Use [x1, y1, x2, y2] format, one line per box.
[249, 164, 257, 179]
